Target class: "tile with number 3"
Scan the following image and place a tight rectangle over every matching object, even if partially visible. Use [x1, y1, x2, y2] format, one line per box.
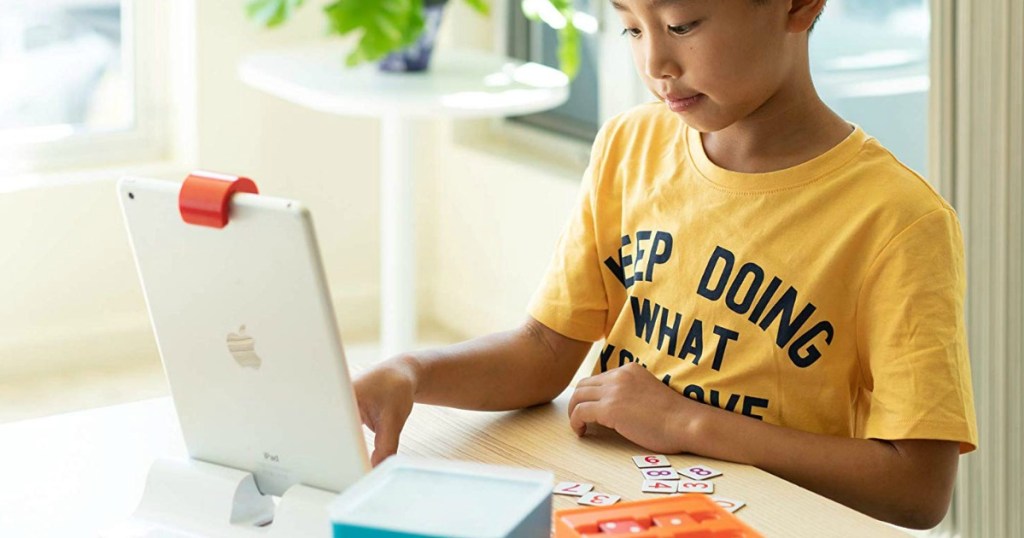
[553, 482, 594, 496]
[677, 480, 715, 494]
[578, 492, 621, 507]
[678, 464, 723, 481]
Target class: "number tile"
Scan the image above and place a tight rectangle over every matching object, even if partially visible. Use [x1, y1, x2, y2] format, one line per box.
[578, 492, 622, 506]
[711, 496, 746, 513]
[678, 464, 723, 481]
[676, 481, 715, 494]
[553, 481, 594, 496]
[641, 480, 678, 494]
[632, 454, 671, 468]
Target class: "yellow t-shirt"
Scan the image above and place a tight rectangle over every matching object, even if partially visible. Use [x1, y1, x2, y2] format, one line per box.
[528, 103, 978, 452]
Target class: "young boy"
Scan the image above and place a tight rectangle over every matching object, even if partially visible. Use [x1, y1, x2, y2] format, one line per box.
[354, 0, 977, 529]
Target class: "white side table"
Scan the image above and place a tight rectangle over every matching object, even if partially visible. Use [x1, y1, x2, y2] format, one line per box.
[239, 46, 569, 358]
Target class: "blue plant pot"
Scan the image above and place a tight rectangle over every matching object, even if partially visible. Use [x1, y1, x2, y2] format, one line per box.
[378, 3, 447, 73]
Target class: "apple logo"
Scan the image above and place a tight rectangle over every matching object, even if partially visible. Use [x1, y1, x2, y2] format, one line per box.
[226, 325, 262, 369]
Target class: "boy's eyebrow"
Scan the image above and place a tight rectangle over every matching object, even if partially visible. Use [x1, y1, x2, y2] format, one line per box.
[610, 0, 689, 12]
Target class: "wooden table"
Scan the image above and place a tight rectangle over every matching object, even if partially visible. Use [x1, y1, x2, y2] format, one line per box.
[0, 390, 908, 537]
[400, 392, 910, 537]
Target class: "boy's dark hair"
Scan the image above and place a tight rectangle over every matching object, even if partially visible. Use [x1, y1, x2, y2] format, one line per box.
[752, 0, 825, 31]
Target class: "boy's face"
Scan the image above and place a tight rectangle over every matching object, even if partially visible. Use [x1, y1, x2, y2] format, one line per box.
[612, 0, 802, 132]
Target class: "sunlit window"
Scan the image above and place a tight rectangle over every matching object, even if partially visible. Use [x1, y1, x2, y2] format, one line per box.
[811, 0, 930, 174]
[0, 1, 167, 177]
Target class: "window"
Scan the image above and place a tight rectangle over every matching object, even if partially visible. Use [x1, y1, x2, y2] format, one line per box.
[0, 0, 170, 176]
[810, 0, 930, 174]
[507, 0, 602, 141]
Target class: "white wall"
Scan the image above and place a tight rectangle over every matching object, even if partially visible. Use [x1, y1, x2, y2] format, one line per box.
[0, 0, 589, 379]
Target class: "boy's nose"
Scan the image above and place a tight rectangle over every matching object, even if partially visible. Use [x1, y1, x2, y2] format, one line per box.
[644, 40, 682, 79]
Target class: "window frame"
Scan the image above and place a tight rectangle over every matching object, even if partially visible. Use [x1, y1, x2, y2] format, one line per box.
[0, 0, 172, 177]
[462, 0, 649, 168]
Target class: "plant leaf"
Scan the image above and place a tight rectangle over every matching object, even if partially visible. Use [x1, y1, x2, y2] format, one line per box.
[246, 0, 305, 28]
[558, 20, 580, 79]
[462, 0, 490, 16]
[325, 0, 428, 66]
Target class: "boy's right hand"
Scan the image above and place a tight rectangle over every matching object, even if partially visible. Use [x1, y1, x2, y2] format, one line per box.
[352, 356, 418, 466]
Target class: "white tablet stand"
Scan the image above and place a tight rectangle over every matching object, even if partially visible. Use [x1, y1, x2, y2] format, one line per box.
[109, 174, 346, 537]
[104, 458, 336, 537]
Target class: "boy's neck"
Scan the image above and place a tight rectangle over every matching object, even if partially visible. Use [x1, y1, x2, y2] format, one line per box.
[700, 75, 853, 174]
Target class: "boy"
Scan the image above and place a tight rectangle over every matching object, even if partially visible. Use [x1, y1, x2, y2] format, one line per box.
[354, 0, 977, 529]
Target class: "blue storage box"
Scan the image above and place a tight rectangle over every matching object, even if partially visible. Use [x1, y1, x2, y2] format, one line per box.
[329, 456, 553, 538]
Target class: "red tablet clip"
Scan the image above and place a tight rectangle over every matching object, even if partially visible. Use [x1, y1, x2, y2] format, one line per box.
[179, 171, 259, 228]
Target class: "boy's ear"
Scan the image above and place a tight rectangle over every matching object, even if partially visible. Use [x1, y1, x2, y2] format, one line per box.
[786, 0, 825, 33]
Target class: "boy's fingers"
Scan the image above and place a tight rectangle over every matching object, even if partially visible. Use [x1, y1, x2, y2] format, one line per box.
[567, 386, 603, 419]
[370, 415, 403, 466]
[574, 373, 609, 388]
[569, 401, 601, 437]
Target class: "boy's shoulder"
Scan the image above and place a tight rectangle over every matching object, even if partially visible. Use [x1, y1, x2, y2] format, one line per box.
[844, 134, 954, 219]
[594, 103, 954, 226]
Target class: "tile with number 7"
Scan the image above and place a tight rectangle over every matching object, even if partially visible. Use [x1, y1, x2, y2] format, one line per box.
[678, 464, 723, 481]
[553, 482, 594, 496]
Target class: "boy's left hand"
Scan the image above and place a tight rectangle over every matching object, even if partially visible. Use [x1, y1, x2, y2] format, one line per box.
[568, 362, 702, 454]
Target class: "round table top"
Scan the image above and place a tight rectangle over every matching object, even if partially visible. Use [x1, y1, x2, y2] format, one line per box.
[238, 45, 570, 119]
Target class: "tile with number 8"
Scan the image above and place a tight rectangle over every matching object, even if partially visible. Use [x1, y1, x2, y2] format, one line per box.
[677, 480, 715, 494]
[632, 454, 671, 468]
[553, 481, 594, 496]
[640, 467, 680, 481]
[641, 479, 678, 494]
[711, 496, 746, 513]
[578, 492, 622, 507]
[678, 464, 723, 481]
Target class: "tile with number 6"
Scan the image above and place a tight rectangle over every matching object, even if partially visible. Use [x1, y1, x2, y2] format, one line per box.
[632, 454, 671, 468]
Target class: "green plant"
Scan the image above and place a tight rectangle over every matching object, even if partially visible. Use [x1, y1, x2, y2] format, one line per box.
[246, 0, 581, 77]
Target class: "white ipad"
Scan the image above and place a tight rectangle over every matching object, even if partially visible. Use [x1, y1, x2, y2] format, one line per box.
[117, 176, 369, 497]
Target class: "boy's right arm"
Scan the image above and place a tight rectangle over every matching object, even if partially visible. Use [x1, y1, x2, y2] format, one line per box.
[353, 317, 593, 465]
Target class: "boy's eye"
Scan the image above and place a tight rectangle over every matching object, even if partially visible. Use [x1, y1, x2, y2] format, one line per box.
[668, 20, 700, 35]
[620, 20, 700, 39]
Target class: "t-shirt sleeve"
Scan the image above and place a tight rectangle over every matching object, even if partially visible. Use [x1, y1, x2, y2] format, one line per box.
[526, 127, 612, 342]
[856, 208, 978, 453]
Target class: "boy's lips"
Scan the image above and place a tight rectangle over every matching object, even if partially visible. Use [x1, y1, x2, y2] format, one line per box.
[663, 93, 704, 113]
